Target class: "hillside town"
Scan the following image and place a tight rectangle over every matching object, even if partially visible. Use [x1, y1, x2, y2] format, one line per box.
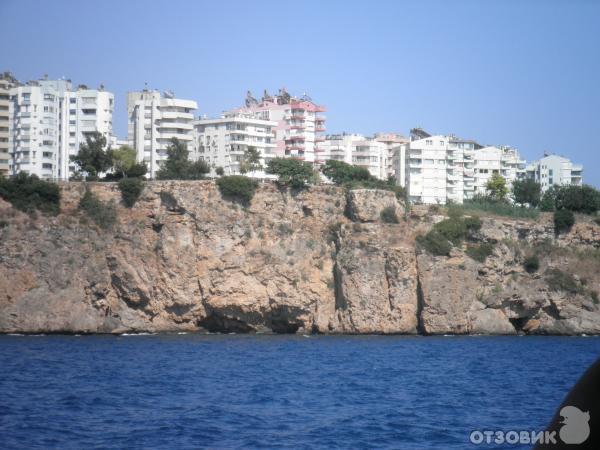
[0, 72, 583, 204]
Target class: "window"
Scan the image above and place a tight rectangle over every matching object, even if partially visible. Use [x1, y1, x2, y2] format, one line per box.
[70, 98, 76, 104]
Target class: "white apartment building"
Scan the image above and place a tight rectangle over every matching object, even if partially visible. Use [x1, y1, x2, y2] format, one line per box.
[193, 112, 277, 177]
[9, 77, 114, 180]
[233, 89, 326, 164]
[0, 73, 17, 176]
[406, 128, 480, 204]
[319, 134, 388, 180]
[374, 133, 408, 181]
[127, 90, 197, 178]
[526, 154, 583, 192]
[473, 146, 526, 195]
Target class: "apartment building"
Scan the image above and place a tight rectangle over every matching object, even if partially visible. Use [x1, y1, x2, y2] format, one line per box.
[193, 112, 277, 177]
[473, 146, 526, 195]
[406, 128, 481, 204]
[319, 134, 388, 180]
[374, 133, 408, 181]
[127, 90, 197, 178]
[233, 89, 326, 164]
[8, 77, 114, 180]
[525, 154, 583, 192]
[0, 73, 17, 176]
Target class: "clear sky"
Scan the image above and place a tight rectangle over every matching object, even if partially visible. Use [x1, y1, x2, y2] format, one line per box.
[1, 0, 599, 186]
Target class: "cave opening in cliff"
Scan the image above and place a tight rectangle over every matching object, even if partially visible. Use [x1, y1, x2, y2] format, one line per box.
[198, 314, 254, 334]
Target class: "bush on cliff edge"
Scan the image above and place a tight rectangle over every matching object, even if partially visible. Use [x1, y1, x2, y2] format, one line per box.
[118, 177, 145, 208]
[216, 175, 259, 204]
[0, 172, 60, 215]
[79, 189, 117, 230]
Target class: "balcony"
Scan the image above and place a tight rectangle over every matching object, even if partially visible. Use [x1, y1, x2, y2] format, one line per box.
[290, 124, 305, 130]
[315, 126, 326, 132]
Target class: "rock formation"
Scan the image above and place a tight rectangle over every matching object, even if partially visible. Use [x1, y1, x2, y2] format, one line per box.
[0, 182, 599, 335]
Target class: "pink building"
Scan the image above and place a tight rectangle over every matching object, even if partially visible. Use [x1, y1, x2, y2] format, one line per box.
[233, 88, 326, 164]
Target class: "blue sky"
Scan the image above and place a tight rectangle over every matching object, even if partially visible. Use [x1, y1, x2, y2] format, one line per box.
[1, 0, 599, 186]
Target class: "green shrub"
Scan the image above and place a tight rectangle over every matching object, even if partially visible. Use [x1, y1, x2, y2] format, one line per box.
[416, 230, 452, 256]
[156, 138, 209, 180]
[457, 196, 539, 219]
[512, 179, 542, 207]
[591, 291, 599, 304]
[125, 163, 148, 178]
[465, 243, 495, 263]
[545, 268, 583, 295]
[380, 206, 399, 224]
[554, 185, 600, 214]
[0, 172, 60, 215]
[321, 160, 372, 184]
[464, 216, 482, 232]
[216, 175, 258, 203]
[523, 254, 540, 273]
[434, 217, 467, 244]
[266, 157, 315, 189]
[215, 166, 224, 176]
[79, 189, 117, 229]
[118, 177, 144, 208]
[344, 179, 405, 200]
[554, 209, 575, 234]
[594, 216, 600, 226]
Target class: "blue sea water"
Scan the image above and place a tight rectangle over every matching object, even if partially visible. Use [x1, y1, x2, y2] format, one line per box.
[0, 334, 598, 449]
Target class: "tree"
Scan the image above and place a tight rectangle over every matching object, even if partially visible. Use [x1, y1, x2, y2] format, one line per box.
[512, 178, 541, 207]
[485, 173, 508, 201]
[156, 138, 209, 180]
[555, 185, 600, 214]
[266, 157, 315, 189]
[554, 209, 575, 234]
[0, 172, 60, 215]
[539, 185, 559, 211]
[110, 145, 137, 177]
[239, 147, 262, 175]
[125, 163, 148, 178]
[70, 132, 113, 180]
[216, 175, 258, 204]
[321, 160, 372, 185]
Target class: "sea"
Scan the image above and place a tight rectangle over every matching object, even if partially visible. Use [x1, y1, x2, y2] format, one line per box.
[0, 334, 598, 449]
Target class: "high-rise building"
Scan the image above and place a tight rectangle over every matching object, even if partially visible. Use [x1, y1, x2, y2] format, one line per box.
[406, 128, 480, 204]
[232, 89, 326, 164]
[0, 73, 17, 177]
[127, 90, 197, 178]
[526, 154, 583, 192]
[193, 111, 277, 177]
[472, 146, 526, 195]
[319, 134, 387, 179]
[7, 76, 114, 180]
[374, 133, 409, 181]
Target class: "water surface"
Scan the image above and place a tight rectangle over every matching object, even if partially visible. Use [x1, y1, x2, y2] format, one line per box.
[0, 334, 598, 449]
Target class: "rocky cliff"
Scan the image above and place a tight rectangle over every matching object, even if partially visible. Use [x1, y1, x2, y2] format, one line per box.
[1, 181, 599, 335]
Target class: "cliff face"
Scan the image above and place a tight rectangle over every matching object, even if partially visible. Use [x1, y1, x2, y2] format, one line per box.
[1, 181, 599, 335]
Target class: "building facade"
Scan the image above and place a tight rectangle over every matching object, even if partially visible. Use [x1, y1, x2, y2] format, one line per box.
[6, 76, 114, 180]
[233, 89, 326, 164]
[319, 134, 389, 180]
[0, 73, 17, 176]
[406, 128, 480, 204]
[127, 90, 197, 178]
[472, 146, 526, 195]
[374, 133, 408, 181]
[193, 112, 277, 177]
[526, 154, 583, 192]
